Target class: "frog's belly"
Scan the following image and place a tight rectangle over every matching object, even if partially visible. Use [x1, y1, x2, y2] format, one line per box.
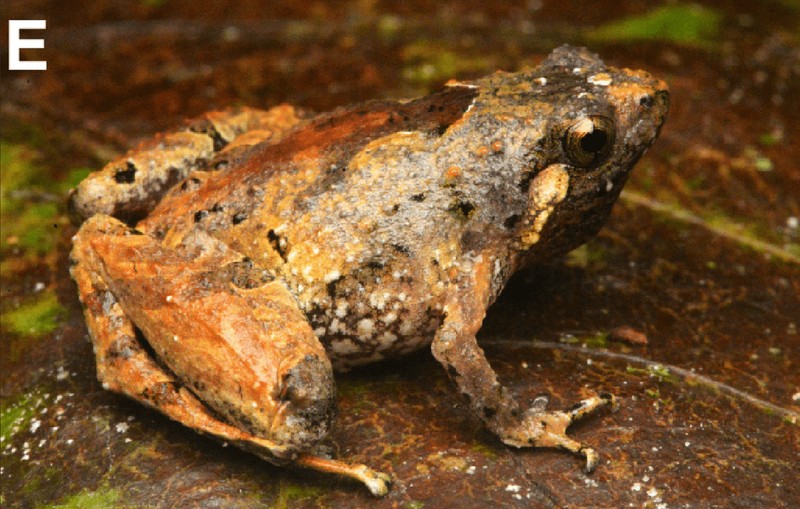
[303, 288, 445, 371]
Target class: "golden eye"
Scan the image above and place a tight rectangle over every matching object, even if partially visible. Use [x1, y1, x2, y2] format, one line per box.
[562, 115, 616, 167]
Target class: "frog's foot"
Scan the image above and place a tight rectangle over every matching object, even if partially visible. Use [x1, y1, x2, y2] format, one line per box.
[297, 455, 392, 497]
[501, 393, 617, 472]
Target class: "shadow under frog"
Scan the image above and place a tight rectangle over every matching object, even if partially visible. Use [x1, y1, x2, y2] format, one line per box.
[68, 45, 668, 496]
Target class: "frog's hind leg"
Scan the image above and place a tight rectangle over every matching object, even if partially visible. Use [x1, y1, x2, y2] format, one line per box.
[68, 105, 304, 224]
[70, 215, 296, 460]
[70, 215, 390, 496]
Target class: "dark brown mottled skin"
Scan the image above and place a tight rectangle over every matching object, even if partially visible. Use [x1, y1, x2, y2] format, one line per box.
[68, 46, 668, 495]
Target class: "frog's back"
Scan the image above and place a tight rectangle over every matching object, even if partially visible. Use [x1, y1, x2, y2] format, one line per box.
[139, 86, 479, 241]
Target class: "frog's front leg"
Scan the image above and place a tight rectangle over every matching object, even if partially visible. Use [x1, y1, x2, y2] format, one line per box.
[70, 215, 390, 495]
[431, 255, 616, 472]
[68, 105, 304, 224]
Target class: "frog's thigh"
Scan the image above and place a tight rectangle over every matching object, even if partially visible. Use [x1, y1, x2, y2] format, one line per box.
[68, 105, 303, 223]
[70, 267, 293, 461]
[70, 214, 334, 456]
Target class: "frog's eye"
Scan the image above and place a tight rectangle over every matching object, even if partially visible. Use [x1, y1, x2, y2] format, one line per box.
[562, 115, 616, 167]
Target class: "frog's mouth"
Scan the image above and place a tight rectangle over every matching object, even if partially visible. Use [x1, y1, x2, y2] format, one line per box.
[515, 161, 621, 263]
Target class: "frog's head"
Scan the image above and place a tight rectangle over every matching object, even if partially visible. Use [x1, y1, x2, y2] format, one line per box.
[518, 46, 668, 261]
[441, 45, 668, 261]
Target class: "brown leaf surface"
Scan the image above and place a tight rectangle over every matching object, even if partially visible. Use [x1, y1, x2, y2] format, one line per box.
[2, 1, 798, 507]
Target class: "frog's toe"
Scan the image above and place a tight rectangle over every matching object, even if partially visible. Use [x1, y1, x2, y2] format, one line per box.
[539, 429, 600, 473]
[502, 392, 616, 472]
[359, 467, 393, 497]
[562, 392, 617, 422]
[296, 454, 392, 497]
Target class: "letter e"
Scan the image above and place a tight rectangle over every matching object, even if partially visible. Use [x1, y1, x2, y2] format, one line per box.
[9, 20, 47, 71]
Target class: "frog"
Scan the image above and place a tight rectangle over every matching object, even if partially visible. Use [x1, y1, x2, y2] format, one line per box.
[68, 45, 668, 496]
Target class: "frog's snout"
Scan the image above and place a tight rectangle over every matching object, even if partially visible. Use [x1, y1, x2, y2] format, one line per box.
[273, 354, 336, 447]
[641, 79, 669, 128]
[646, 85, 670, 128]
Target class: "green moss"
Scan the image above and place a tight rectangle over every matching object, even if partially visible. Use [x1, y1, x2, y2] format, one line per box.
[271, 482, 321, 508]
[59, 167, 93, 193]
[559, 335, 580, 344]
[742, 146, 773, 172]
[401, 42, 490, 86]
[8, 203, 61, 254]
[336, 379, 375, 413]
[1, 392, 38, 442]
[626, 366, 649, 376]
[586, 333, 610, 348]
[1, 142, 40, 214]
[377, 15, 403, 41]
[337, 378, 371, 397]
[42, 487, 122, 509]
[1, 291, 66, 337]
[0, 141, 79, 256]
[625, 364, 676, 384]
[405, 502, 425, 509]
[648, 364, 676, 383]
[566, 242, 610, 270]
[586, 4, 723, 48]
[468, 442, 499, 460]
[758, 131, 783, 147]
[559, 332, 608, 348]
